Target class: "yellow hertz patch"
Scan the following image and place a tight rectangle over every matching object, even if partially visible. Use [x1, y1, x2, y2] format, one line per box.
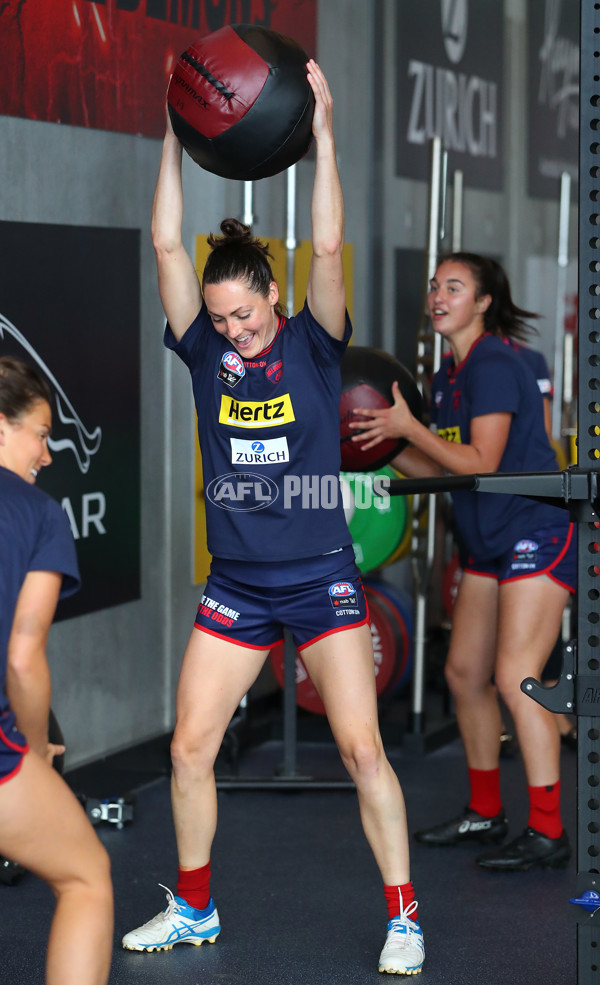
[219, 393, 295, 429]
[438, 425, 462, 444]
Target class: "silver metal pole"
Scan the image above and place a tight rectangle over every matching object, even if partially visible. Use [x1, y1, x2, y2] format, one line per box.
[286, 164, 297, 315]
[410, 137, 445, 731]
[452, 170, 464, 253]
[242, 180, 255, 228]
[563, 333, 574, 406]
[552, 171, 571, 438]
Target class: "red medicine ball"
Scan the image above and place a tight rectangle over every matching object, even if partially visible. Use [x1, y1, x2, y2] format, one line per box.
[167, 24, 315, 181]
[340, 347, 423, 472]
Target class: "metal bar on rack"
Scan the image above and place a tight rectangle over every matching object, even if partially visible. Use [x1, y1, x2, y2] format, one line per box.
[281, 629, 298, 778]
[281, 166, 298, 778]
[552, 171, 571, 438]
[286, 164, 297, 316]
[452, 170, 463, 253]
[409, 137, 445, 735]
[242, 180, 255, 227]
[574, 7, 600, 978]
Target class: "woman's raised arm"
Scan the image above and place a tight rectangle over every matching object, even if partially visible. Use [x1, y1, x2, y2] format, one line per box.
[305, 60, 346, 340]
[152, 113, 203, 341]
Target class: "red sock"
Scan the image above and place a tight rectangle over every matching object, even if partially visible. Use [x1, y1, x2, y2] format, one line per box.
[527, 781, 563, 839]
[176, 862, 211, 911]
[384, 882, 418, 922]
[468, 767, 502, 817]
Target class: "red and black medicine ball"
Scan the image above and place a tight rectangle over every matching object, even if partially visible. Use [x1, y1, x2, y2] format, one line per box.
[167, 24, 315, 181]
[340, 347, 423, 472]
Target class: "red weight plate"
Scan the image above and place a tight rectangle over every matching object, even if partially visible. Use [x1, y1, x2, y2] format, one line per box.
[364, 583, 411, 693]
[442, 552, 463, 618]
[269, 593, 399, 715]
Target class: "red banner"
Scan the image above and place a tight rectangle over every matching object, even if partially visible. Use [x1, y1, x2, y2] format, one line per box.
[0, 0, 317, 138]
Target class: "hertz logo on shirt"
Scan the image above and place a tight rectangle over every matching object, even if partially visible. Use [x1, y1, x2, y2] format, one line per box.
[438, 426, 462, 444]
[219, 394, 295, 429]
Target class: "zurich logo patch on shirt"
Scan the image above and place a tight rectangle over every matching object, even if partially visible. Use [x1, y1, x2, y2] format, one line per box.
[218, 351, 246, 388]
[230, 436, 289, 465]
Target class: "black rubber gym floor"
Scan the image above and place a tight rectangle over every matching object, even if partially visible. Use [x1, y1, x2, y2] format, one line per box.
[3, 732, 577, 985]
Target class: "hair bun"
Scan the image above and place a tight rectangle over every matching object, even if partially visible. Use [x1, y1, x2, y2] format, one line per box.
[219, 218, 253, 244]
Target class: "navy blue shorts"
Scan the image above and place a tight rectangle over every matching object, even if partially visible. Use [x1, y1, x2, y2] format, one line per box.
[0, 708, 28, 786]
[462, 522, 576, 592]
[194, 546, 369, 650]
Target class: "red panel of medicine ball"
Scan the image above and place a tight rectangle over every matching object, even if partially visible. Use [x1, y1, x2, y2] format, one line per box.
[269, 594, 398, 715]
[340, 347, 423, 472]
[340, 384, 401, 472]
[167, 24, 315, 181]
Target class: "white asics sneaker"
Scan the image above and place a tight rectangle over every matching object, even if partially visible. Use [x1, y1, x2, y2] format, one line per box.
[378, 901, 424, 975]
[122, 885, 221, 952]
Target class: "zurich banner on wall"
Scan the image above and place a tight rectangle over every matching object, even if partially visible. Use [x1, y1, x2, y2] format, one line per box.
[0, 0, 317, 138]
[527, 0, 579, 199]
[0, 221, 141, 620]
[396, 0, 504, 191]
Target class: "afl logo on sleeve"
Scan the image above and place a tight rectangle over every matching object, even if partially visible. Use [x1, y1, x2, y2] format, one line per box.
[219, 394, 295, 429]
[328, 581, 358, 608]
[218, 351, 246, 388]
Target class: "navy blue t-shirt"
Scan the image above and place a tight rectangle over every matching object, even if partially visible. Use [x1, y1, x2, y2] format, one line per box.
[507, 340, 553, 398]
[0, 466, 80, 717]
[430, 334, 563, 560]
[165, 300, 353, 562]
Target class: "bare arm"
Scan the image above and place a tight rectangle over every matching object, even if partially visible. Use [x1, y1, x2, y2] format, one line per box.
[151, 115, 202, 340]
[305, 60, 346, 340]
[390, 446, 445, 478]
[5, 570, 62, 760]
[351, 380, 512, 475]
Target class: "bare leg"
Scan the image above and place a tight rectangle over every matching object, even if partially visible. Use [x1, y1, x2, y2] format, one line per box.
[494, 576, 570, 787]
[444, 573, 502, 770]
[0, 751, 113, 985]
[170, 630, 268, 868]
[302, 624, 409, 885]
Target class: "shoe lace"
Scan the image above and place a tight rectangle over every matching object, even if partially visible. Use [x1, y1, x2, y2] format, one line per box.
[388, 901, 420, 948]
[147, 884, 184, 925]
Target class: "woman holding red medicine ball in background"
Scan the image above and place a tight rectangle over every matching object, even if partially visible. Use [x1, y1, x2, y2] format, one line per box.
[352, 253, 576, 872]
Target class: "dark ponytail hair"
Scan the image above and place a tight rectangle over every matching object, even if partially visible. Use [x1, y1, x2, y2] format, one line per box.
[0, 357, 52, 420]
[440, 252, 538, 341]
[202, 218, 287, 317]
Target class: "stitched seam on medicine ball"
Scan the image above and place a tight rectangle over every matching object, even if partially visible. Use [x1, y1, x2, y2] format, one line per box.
[181, 52, 234, 100]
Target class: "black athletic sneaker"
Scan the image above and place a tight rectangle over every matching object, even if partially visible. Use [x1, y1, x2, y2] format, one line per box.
[476, 826, 571, 871]
[414, 807, 508, 846]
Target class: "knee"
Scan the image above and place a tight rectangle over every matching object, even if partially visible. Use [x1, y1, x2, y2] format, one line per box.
[52, 838, 113, 908]
[445, 657, 486, 699]
[337, 732, 385, 782]
[170, 723, 219, 780]
[444, 658, 470, 697]
[494, 667, 521, 709]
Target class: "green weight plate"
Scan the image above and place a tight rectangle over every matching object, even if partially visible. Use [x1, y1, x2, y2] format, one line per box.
[341, 466, 409, 573]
